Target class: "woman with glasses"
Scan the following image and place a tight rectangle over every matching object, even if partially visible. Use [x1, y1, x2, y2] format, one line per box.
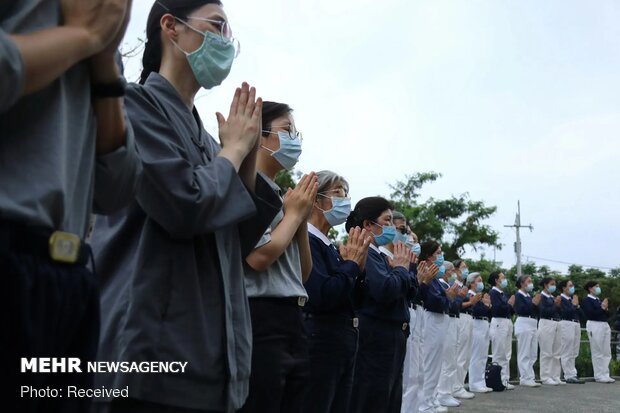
[90, 1, 282, 412]
[302, 171, 370, 413]
[417, 240, 458, 413]
[347, 197, 416, 413]
[241, 101, 316, 413]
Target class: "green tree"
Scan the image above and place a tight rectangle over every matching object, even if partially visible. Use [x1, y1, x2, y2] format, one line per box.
[390, 172, 501, 261]
[274, 169, 298, 192]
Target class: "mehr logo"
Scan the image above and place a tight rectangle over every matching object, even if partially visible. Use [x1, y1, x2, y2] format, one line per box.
[21, 358, 82, 373]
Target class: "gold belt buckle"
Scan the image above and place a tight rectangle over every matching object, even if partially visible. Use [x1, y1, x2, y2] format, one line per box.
[297, 297, 307, 307]
[49, 231, 80, 264]
[352, 317, 359, 328]
[402, 322, 408, 331]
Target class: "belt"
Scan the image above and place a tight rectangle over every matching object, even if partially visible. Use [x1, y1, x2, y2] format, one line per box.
[0, 220, 90, 266]
[449, 313, 460, 318]
[493, 315, 510, 319]
[249, 296, 307, 308]
[463, 311, 473, 316]
[304, 313, 359, 328]
[541, 317, 561, 322]
[360, 315, 408, 331]
[473, 316, 489, 321]
[518, 315, 537, 319]
[562, 319, 580, 323]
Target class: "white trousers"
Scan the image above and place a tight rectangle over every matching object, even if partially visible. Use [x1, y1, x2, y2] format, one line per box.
[514, 317, 538, 382]
[538, 319, 562, 382]
[454, 313, 473, 392]
[489, 317, 513, 383]
[419, 311, 448, 413]
[559, 320, 581, 379]
[437, 316, 458, 397]
[468, 319, 490, 389]
[586, 320, 612, 381]
[402, 306, 425, 413]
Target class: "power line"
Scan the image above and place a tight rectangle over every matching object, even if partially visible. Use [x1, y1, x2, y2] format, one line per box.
[523, 255, 616, 271]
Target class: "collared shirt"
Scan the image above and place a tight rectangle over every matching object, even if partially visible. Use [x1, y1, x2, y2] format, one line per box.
[304, 223, 360, 316]
[0, 1, 139, 236]
[582, 295, 608, 322]
[560, 294, 581, 321]
[378, 246, 394, 258]
[515, 290, 536, 317]
[538, 290, 560, 319]
[244, 173, 308, 299]
[490, 286, 512, 318]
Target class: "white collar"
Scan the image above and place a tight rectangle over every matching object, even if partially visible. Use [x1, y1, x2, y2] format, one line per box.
[378, 246, 394, 258]
[492, 286, 503, 293]
[307, 223, 332, 247]
[588, 294, 599, 300]
[456, 280, 463, 288]
[541, 291, 553, 298]
[468, 289, 477, 296]
[439, 278, 450, 287]
[369, 244, 381, 254]
[561, 294, 571, 300]
[518, 290, 530, 297]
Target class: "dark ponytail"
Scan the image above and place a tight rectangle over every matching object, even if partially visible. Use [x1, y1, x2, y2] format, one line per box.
[345, 196, 393, 232]
[140, 0, 222, 84]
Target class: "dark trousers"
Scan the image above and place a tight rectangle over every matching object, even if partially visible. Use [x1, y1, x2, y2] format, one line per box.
[240, 298, 309, 413]
[349, 316, 408, 413]
[301, 316, 358, 413]
[1, 249, 99, 413]
[92, 398, 226, 413]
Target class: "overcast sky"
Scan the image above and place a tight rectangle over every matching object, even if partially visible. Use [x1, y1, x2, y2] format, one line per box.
[123, 0, 620, 275]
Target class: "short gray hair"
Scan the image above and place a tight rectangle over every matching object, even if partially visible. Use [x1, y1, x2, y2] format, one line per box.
[444, 261, 454, 270]
[316, 170, 349, 195]
[466, 272, 480, 285]
[392, 211, 406, 221]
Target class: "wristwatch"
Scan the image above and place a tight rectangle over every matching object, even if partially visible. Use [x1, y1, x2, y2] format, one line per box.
[92, 77, 127, 98]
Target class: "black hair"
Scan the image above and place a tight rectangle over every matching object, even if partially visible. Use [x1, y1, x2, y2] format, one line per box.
[516, 275, 531, 289]
[453, 259, 464, 270]
[345, 197, 393, 232]
[558, 279, 571, 291]
[488, 271, 501, 287]
[584, 281, 598, 291]
[539, 277, 555, 288]
[140, 0, 222, 84]
[261, 101, 293, 136]
[419, 240, 441, 262]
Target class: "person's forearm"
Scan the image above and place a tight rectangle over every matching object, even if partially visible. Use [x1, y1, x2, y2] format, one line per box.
[238, 146, 258, 192]
[10, 27, 96, 96]
[90, 55, 126, 154]
[246, 212, 303, 272]
[296, 223, 312, 283]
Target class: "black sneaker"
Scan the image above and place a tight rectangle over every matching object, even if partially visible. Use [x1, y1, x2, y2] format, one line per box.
[566, 377, 585, 384]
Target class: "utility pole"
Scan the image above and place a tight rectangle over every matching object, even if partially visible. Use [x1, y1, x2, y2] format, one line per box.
[504, 201, 534, 278]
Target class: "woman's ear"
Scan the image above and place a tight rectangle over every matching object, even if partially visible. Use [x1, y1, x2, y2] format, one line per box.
[160, 14, 179, 41]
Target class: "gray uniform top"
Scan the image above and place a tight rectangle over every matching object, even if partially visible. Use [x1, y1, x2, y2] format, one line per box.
[244, 173, 308, 299]
[0, 1, 139, 237]
[91, 73, 281, 412]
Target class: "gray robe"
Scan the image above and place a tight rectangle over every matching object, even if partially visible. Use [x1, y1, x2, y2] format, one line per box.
[91, 73, 281, 412]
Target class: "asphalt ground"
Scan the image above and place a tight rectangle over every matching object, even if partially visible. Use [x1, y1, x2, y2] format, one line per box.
[451, 380, 620, 413]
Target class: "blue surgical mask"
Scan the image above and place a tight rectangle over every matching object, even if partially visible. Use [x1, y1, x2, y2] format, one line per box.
[476, 281, 484, 293]
[594, 286, 602, 296]
[436, 265, 446, 279]
[172, 20, 235, 90]
[392, 231, 408, 245]
[262, 131, 302, 170]
[410, 242, 421, 255]
[318, 196, 351, 227]
[373, 224, 396, 246]
[568, 286, 575, 295]
[527, 283, 534, 292]
[449, 273, 457, 284]
[500, 279, 508, 288]
[548, 285, 556, 294]
[461, 268, 469, 279]
[434, 254, 445, 267]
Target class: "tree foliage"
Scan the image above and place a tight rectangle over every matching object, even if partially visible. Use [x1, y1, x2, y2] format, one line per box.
[390, 172, 501, 261]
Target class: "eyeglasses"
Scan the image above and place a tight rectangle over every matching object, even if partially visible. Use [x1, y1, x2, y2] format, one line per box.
[186, 16, 241, 57]
[396, 227, 408, 235]
[318, 191, 349, 199]
[262, 128, 303, 142]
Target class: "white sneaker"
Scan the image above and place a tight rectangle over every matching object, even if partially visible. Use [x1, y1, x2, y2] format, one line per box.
[469, 386, 493, 393]
[453, 388, 475, 399]
[596, 377, 616, 383]
[435, 406, 449, 413]
[520, 380, 541, 387]
[438, 396, 460, 407]
[504, 382, 515, 390]
[556, 380, 567, 385]
[542, 379, 558, 385]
